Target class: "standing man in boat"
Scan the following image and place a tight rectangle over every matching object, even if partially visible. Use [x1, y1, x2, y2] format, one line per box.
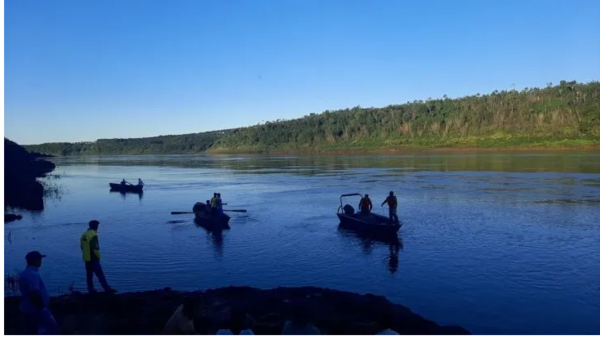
[381, 191, 399, 225]
[210, 193, 218, 215]
[359, 194, 372, 215]
[138, 178, 144, 187]
[80, 220, 117, 294]
[216, 193, 223, 215]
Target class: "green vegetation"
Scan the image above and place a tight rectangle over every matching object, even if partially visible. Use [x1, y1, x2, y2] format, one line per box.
[4, 272, 20, 296]
[25, 81, 600, 155]
[25, 130, 231, 156]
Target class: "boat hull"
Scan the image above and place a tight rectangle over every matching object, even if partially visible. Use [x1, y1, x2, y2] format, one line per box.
[337, 212, 400, 236]
[109, 183, 143, 193]
[193, 202, 231, 229]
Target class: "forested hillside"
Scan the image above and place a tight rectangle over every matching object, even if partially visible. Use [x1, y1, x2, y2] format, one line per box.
[211, 81, 600, 152]
[26, 130, 231, 156]
[25, 81, 600, 155]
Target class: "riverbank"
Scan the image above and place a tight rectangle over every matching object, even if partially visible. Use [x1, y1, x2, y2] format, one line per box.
[207, 142, 600, 155]
[3, 286, 470, 335]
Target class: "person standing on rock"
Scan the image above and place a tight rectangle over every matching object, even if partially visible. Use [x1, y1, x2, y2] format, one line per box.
[19, 251, 58, 335]
[80, 220, 117, 294]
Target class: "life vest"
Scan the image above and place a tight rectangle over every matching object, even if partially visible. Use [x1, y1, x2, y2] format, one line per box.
[388, 195, 398, 208]
[211, 197, 217, 208]
[80, 229, 101, 262]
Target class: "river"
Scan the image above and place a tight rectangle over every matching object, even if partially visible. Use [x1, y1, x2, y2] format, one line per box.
[4, 151, 600, 335]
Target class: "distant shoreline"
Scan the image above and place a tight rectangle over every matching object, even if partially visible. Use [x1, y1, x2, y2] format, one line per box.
[206, 144, 600, 155]
[27, 144, 600, 157]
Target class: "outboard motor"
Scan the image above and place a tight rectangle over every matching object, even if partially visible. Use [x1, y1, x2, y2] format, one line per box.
[343, 204, 355, 215]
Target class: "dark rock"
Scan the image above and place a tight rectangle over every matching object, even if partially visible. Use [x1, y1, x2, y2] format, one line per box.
[4, 138, 56, 211]
[4, 214, 23, 223]
[3, 286, 470, 335]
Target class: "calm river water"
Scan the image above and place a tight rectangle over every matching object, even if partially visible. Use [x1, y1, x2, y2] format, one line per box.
[4, 152, 600, 334]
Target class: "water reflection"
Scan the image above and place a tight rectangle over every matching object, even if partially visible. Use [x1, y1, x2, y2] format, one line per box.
[109, 189, 144, 201]
[194, 219, 225, 257]
[338, 227, 403, 274]
[53, 151, 600, 174]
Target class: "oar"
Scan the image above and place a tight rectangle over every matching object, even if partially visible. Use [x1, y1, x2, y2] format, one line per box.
[171, 209, 247, 215]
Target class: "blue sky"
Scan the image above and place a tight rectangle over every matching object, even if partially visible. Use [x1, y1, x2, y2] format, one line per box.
[5, 0, 600, 144]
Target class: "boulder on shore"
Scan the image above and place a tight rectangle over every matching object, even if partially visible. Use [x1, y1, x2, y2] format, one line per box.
[4, 214, 23, 223]
[4, 138, 56, 211]
[3, 286, 470, 335]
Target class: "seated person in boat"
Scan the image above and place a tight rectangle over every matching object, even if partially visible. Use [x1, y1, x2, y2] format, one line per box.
[138, 178, 144, 186]
[120, 179, 127, 186]
[359, 194, 373, 215]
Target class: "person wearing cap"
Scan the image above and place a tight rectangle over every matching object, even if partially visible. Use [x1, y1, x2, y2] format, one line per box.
[381, 191, 399, 225]
[80, 220, 117, 294]
[19, 251, 58, 335]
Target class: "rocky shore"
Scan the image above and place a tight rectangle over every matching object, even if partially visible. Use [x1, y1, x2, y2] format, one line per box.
[4, 286, 470, 335]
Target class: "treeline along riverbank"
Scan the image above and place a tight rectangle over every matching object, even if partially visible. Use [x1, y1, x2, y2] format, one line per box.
[25, 81, 600, 155]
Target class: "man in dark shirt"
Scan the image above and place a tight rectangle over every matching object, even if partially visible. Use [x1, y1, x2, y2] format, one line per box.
[381, 191, 399, 225]
[359, 194, 373, 215]
[19, 251, 58, 335]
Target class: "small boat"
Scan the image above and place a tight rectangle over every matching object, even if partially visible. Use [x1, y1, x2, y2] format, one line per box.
[109, 183, 144, 193]
[336, 193, 401, 236]
[192, 202, 230, 229]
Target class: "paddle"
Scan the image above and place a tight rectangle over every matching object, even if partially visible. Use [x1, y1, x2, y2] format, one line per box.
[171, 209, 247, 215]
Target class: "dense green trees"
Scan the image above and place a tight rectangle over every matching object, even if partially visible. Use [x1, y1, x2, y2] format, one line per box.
[26, 130, 231, 156]
[25, 81, 600, 156]
[211, 81, 600, 152]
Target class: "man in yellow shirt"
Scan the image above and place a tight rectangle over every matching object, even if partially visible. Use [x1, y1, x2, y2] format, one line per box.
[80, 220, 117, 294]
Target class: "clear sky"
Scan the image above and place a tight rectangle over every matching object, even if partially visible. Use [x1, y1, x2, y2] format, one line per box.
[5, 0, 600, 145]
